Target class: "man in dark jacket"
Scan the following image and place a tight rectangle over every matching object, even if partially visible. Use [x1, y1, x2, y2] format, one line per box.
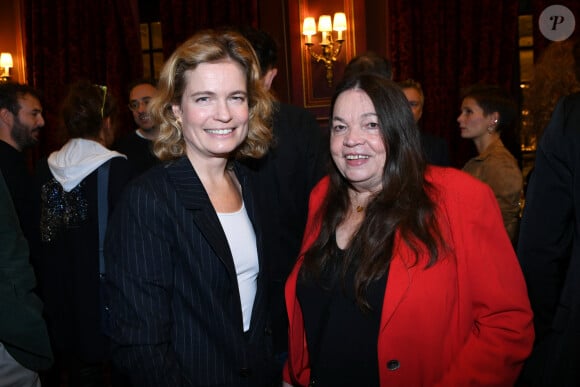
[0, 171, 53, 385]
[113, 78, 160, 176]
[518, 91, 580, 386]
[0, 82, 45, 255]
[399, 78, 450, 166]
[237, 26, 328, 368]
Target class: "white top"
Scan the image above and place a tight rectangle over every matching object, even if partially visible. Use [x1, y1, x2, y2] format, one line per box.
[217, 202, 259, 332]
[135, 129, 147, 139]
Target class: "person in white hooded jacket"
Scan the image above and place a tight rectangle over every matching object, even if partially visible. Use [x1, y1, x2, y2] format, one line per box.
[35, 80, 133, 387]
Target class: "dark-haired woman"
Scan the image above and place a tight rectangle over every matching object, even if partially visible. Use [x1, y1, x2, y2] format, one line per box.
[283, 74, 534, 386]
[458, 84, 523, 244]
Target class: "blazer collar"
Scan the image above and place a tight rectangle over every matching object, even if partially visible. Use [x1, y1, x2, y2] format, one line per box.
[163, 156, 263, 287]
[379, 236, 413, 333]
[475, 137, 504, 161]
[165, 157, 237, 279]
[164, 156, 254, 209]
[164, 156, 212, 210]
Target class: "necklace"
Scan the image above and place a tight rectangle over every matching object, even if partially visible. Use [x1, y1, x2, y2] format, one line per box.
[351, 189, 369, 213]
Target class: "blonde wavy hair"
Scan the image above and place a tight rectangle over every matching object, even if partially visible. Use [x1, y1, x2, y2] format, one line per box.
[525, 39, 580, 141]
[150, 29, 274, 161]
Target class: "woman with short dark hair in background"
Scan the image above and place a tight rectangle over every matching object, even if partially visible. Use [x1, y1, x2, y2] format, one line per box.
[458, 84, 523, 245]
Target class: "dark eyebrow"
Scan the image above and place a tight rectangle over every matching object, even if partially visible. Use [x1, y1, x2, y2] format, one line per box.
[130, 96, 151, 102]
[333, 112, 377, 121]
[332, 112, 378, 125]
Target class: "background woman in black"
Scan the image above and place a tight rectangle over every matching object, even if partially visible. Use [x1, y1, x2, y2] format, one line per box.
[36, 80, 132, 387]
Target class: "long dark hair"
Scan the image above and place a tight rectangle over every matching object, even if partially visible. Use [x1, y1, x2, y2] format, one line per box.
[301, 74, 444, 310]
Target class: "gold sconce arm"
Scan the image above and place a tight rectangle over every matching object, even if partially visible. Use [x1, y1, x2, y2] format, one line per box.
[302, 12, 347, 87]
[305, 36, 344, 87]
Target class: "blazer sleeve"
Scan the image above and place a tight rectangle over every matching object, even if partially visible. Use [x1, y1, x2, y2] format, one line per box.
[104, 179, 182, 386]
[300, 107, 328, 190]
[435, 175, 534, 386]
[517, 95, 578, 341]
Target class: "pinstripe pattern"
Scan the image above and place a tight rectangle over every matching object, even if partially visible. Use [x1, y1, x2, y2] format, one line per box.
[104, 156, 276, 386]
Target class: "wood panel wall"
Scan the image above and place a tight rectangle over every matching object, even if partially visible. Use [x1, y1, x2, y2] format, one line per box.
[260, 0, 370, 127]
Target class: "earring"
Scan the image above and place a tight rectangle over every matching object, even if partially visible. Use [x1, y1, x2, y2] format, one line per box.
[488, 119, 498, 134]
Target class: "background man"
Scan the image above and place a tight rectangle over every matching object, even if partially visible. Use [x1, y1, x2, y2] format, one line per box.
[0, 82, 45, 251]
[517, 91, 580, 386]
[399, 79, 450, 166]
[237, 26, 328, 369]
[113, 78, 160, 176]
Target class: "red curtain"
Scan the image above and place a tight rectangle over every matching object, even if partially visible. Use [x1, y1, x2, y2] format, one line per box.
[388, 1, 520, 167]
[159, 0, 259, 58]
[22, 0, 143, 158]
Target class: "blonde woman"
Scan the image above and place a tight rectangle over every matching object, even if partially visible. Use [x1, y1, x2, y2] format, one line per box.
[104, 29, 278, 386]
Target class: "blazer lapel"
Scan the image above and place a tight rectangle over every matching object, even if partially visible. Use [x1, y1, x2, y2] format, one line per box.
[164, 157, 237, 281]
[379, 236, 412, 333]
[236, 163, 263, 268]
[236, 163, 269, 336]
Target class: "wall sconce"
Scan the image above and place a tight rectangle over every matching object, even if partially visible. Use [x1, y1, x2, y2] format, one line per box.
[303, 12, 347, 87]
[0, 53, 13, 82]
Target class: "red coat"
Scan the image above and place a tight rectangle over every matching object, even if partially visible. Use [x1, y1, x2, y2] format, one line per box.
[284, 167, 534, 386]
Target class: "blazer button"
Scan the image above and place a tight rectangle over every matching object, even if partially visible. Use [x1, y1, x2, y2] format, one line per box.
[264, 327, 272, 336]
[387, 359, 400, 371]
[239, 367, 252, 377]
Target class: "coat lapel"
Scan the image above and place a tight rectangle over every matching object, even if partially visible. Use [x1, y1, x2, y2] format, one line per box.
[379, 236, 412, 333]
[164, 157, 237, 281]
[165, 157, 269, 335]
[236, 163, 270, 337]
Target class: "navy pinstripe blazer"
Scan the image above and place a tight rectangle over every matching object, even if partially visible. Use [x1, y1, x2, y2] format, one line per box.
[104, 156, 277, 386]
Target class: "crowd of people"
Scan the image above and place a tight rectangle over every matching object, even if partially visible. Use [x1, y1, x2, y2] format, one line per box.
[0, 27, 577, 387]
